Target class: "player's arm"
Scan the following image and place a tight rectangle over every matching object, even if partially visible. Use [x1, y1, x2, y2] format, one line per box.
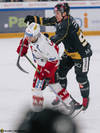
[50, 18, 70, 45]
[37, 53, 59, 81]
[24, 15, 57, 26]
[37, 39, 59, 79]
[43, 37, 59, 61]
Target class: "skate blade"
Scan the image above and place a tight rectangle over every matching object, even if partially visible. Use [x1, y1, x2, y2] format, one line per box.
[71, 106, 83, 119]
[51, 102, 75, 116]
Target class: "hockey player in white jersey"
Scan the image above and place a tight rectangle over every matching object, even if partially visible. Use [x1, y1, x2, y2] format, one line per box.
[17, 23, 75, 113]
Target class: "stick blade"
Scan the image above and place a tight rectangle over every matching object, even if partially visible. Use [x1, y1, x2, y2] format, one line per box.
[16, 61, 29, 74]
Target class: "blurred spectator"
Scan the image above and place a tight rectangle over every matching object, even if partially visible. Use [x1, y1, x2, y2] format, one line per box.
[1, 0, 100, 2]
[17, 108, 78, 133]
[4, 0, 23, 2]
[24, 0, 38, 1]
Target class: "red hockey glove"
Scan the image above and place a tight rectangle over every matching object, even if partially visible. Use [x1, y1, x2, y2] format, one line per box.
[82, 97, 89, 110]
[17, 38, 29, 56]
[37, 60, 58, 80]
[37, 67, 50, 80]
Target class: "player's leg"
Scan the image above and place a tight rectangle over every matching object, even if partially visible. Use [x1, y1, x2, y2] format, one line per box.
[58, 55, 74, 89]
[45, 62, 80, 113]
[74, 57, 91, 110]
[52, 55, 74, 105]
[32, 66, 45, 112]
[31, 62, 59, 112]
[50, 82, 75, 114]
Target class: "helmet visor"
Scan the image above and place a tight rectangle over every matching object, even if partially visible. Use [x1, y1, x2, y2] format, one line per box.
[25, 31, 33, 37]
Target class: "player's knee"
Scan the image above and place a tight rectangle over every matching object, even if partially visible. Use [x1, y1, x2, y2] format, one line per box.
[57, 69, 67, 89]
[55, 70, 67, 88]
[76, 73, 88, 83]
[58, 69, 67, 77]
[54, 70, 60, 83]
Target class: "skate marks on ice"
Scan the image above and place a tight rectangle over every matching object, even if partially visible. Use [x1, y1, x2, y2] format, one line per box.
[0, 36, 100, 133]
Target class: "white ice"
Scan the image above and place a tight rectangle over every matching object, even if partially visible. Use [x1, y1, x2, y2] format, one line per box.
[0, 36, 100, 133]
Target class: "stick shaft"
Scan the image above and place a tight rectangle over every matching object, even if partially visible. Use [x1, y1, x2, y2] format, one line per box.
[24, 55, 40, 73]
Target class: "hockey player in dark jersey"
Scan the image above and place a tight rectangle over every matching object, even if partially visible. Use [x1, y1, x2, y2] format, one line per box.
[24, 2, 92, 111]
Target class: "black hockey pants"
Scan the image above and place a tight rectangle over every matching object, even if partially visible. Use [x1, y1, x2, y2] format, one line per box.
[58, 56, 91, 98]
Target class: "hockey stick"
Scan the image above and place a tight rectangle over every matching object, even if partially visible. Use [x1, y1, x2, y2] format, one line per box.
[24, 55, 75, 115]
[16, 22, 29, 74]
[24, 55, 40, 73]
[72, 106, 83, 119]
[16, 35, 29, 74]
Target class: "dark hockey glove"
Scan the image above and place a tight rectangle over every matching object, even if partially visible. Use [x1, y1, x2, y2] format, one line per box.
[82, 97, 89, 110]
[24, 15, 35, 24]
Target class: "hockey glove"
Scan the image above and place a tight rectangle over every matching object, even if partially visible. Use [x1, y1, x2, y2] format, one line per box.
[82, 97, 89, 110]
[24, 15, 35, 24]
[17, 38, 29, 56]
[37, 67, 50, 80]
[37, 61, 58, 80]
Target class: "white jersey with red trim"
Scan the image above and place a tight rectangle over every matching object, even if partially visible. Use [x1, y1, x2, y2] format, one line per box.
[30, 33, 60, 66]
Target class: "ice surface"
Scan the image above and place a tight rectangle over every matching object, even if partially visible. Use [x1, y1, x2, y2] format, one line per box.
[0, 36, 100, 133]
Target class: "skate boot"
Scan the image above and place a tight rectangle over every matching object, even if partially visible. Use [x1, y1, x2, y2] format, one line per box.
[51, 88, 75, 115]
[51, 88, 69, 106]
[70, 96, 82, 110]
[52, 95, 82, 111]
[82, 97, 89, 110]
[52, 97, 60, 105]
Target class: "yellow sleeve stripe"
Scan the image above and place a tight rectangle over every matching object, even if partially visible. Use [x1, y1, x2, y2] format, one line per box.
[77, 28, 82, 36]
[40, 17, 43, 25]
[34, 24, 37, 30]
[43, 22, 56, 26]
[64, 50, 81, 59]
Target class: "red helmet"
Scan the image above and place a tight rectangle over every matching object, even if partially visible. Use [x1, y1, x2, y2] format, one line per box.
[54, 3, 70, 15]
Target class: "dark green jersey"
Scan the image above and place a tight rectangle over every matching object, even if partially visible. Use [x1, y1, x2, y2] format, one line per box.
[30, 15, 92, 59]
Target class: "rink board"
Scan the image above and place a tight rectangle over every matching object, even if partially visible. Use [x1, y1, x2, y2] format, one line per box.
[0, 1, 100, 38]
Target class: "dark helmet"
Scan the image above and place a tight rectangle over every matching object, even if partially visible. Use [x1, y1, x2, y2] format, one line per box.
[54, 3, 70, 15]
[17, 108, 77, 133]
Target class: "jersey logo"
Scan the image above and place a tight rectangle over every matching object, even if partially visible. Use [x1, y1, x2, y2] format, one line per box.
[36, 44, 42, 52]
[49, 57, 56, 61]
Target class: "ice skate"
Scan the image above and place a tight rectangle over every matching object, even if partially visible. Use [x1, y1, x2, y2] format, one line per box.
[70, 96, 82, 110]
[52, 97, 60, 105]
